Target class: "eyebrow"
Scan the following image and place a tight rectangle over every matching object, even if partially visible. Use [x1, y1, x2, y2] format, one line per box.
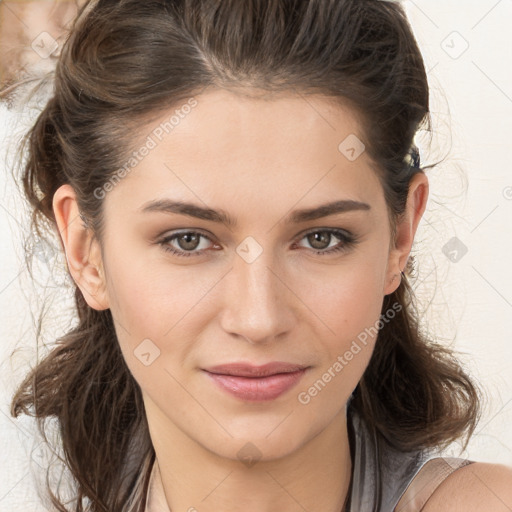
[139, 199, 371, 227]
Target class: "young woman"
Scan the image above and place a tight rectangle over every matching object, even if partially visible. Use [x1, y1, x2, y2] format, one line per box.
[5, 0, 512, 511]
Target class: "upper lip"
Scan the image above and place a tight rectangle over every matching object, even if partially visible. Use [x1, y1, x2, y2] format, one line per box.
[204, 362, 308, 377]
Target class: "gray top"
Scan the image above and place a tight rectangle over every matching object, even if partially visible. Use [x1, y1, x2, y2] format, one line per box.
[346, 405, 431, 511]
[345, 404, 474, 512]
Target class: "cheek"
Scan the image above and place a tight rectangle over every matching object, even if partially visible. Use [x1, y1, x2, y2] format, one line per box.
[102, 243, 224, 389]
[305, 250, 388, 343]
[298, 246, 388, 395]
[104, 242, 210, 337]
[294, 278, 384, 424]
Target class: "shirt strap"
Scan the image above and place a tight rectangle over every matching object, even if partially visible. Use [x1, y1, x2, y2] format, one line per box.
[394, 457, 475, 512]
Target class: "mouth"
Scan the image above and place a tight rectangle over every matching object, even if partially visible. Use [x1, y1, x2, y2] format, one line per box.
[202, 362, 309, 401]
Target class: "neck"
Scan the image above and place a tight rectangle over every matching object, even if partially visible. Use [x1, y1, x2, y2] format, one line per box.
[146, 403, 353, 512]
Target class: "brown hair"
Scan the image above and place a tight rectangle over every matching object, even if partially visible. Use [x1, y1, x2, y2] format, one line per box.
[4, 1, 481, 511]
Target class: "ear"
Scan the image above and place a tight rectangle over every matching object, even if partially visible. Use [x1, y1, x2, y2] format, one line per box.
[383, 171, 429, 295]
[52, 184, 110, 310]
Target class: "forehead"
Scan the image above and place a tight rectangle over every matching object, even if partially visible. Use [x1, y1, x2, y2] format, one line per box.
[104, 88, 385, 221]
[159, 87, 367, 154]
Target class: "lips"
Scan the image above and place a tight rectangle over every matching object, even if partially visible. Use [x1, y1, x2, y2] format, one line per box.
[203, 362, 309, 401]
[205, 362, 308, 377]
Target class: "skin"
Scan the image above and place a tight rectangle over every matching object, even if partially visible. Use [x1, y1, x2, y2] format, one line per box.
[53, 88, 430, 511]
[422, 462, 512, 511]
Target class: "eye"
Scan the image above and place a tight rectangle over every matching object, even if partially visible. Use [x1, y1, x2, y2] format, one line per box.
[293, 228, 357, 256]
[157, 228, 357, 258]
[158, 231, 216, 258]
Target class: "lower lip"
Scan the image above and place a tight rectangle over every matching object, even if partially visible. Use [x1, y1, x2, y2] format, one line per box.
[204, 369, 308, 401]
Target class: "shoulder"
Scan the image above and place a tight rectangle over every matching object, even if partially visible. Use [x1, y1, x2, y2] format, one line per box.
[421, 461, 512, 512]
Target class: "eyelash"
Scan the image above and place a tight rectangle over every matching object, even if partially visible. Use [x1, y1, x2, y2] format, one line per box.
[157, 228, 358, 258]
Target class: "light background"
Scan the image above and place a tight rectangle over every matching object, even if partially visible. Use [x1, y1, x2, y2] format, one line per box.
[1, 0, 511, 510]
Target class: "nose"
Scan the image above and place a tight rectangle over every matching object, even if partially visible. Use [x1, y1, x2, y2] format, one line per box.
[218, 246, 296, 345]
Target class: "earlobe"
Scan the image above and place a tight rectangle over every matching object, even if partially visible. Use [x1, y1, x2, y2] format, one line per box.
[383, 269, 404, 296]
[52, 184, 110, 311]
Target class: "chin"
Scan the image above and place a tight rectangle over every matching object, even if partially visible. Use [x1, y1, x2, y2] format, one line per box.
[195, 417, 321, 464]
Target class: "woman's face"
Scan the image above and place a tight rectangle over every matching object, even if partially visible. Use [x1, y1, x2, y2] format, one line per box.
[62, 88, 424, 462]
